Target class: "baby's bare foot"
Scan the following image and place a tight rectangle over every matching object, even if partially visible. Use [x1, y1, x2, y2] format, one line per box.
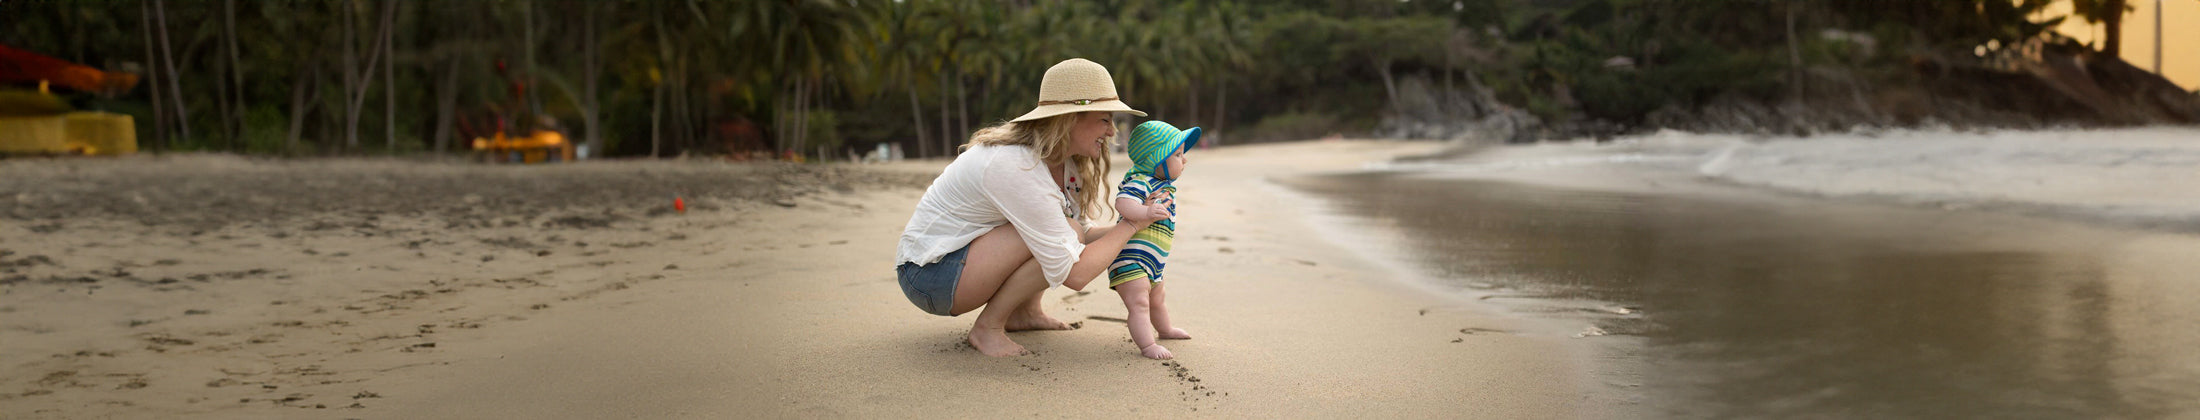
[1158, 327, 1192, 340]
[1005, 312, 1075, 331]
[969, 327, 1031, 357]
[1140, 343, 1174, 360]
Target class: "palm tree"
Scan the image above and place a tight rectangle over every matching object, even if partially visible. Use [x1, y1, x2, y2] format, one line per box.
[2073, 0, 2133, 56]
[866, 0, 934, 157]
[737, 0, 862, 157]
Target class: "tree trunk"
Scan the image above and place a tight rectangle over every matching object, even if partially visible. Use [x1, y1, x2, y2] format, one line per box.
[673, 58, 690, 154]
[1213, 82, 1226, 146]
[649, 0, 666, 158]
[1375, 58, 1400, 118]
[937, 72, 952, 152]
[955, 66, 970, 146]
[798, 77, 813, 154]
[2104, 0, 2126, 56]
[153, 0, 189, 144]
[384, 0, 397, 151]
[907, 84, 928, 158]
[676, 58, 691, 155]
[651, 74, 663, 158]
[582, 1, 602, 158]
[780, 81, 796, 154]
[790, 81, 802, 157]
[287, 63, 321, 154]
[524, 0, 541, 118]
[226, 0, 245, 146]
[342, 0, 357, 148]
[215, 60, 234, 150]
[977, 80, 991, 130]
[434, 57, 460, 153]
[1188, 80, 1200, 129]
[141, 1, 168, 150]
[345, 0, 394, 151]
[1786, 0, 1803, 100]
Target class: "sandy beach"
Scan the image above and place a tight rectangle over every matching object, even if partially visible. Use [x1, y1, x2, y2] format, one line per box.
[1, 141, 1601, 419]
[11, 127, 2199, 418]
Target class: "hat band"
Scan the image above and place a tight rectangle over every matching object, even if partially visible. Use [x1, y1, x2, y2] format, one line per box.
[1036, 97, 1118, 106]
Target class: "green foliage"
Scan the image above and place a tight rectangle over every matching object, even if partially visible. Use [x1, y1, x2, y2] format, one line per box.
[0, 0, 2122, 154]
[804, 110, 841, 152]
[237, 105, 288, 154]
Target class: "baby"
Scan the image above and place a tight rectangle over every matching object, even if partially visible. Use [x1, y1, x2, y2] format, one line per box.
[1108, 120, 1199, 360]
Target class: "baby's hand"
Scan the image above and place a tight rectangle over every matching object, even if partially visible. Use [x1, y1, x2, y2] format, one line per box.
[1142, 192, 1174, 221]
[1142, 204, 1172, 222]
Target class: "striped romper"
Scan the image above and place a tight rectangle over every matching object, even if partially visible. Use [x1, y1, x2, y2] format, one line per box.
[1108, 173, 1176, 288]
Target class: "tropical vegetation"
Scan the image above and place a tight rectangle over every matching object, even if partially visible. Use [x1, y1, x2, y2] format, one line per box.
[0, 0, 2175, 159]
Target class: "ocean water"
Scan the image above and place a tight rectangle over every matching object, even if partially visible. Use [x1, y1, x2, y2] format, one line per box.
[1282, 171, 2200, 419]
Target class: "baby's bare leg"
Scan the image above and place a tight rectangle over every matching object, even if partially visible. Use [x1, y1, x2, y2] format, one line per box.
[1150, 281, 1191, 340]
[1115, 280, 1172, 359]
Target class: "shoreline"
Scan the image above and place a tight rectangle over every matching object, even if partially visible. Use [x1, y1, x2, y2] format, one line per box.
[1382, 127, 2200, 235]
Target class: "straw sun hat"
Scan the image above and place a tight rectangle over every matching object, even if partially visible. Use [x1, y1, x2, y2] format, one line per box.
[1009, 58, 1148, 123]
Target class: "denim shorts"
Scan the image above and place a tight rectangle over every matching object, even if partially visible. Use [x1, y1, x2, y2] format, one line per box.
[897, 245, 968, 316]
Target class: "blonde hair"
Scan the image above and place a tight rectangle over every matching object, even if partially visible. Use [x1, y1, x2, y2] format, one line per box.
[963, 113, 1113, 223]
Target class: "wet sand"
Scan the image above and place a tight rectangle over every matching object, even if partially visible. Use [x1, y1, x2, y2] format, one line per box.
[1286, 131, 2200, 418]
[2, 142, 1596, 418]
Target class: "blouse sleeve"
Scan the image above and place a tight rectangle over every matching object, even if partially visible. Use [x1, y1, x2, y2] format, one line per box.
[979, 158, 1087, 287]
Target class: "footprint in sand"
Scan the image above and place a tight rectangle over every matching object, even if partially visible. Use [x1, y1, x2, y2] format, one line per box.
[1084, 315, 1128, 324]
[1162, 361, 1223, 402]
[1059, 290, 1094, 304]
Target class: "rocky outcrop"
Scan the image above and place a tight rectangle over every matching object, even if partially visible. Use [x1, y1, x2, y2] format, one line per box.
[1393, 43, 2199, 142]
[1644, 46, 2199, 138]
[1377, 75, 1545, 144]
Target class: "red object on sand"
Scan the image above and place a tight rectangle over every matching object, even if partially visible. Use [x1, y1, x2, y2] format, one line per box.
[674, 197, 686, 213]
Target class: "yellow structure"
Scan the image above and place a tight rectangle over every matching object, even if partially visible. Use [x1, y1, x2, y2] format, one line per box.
[470, 130, 574, 163]
[64, 112, 136, 155]
[0, 112, 138, 156]
[0, 114, 66, 153]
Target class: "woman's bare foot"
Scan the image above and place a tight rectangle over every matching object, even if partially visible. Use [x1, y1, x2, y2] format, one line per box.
[1140, 343, 1174, 360]
[1158, 327, 1192, 340]
[968, 327, 1030, 357]
[1004, 312, 1075, 331]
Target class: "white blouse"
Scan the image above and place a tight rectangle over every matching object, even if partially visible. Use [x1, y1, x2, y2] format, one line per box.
[897, 144, 1088, 287]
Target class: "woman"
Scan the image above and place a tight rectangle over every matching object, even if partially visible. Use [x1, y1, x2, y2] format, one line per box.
[896, 59, 1172, 357]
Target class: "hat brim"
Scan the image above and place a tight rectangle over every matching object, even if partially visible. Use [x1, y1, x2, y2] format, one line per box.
[1008, 101, 1147, 123]
[1179, 127, 1202, 152]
